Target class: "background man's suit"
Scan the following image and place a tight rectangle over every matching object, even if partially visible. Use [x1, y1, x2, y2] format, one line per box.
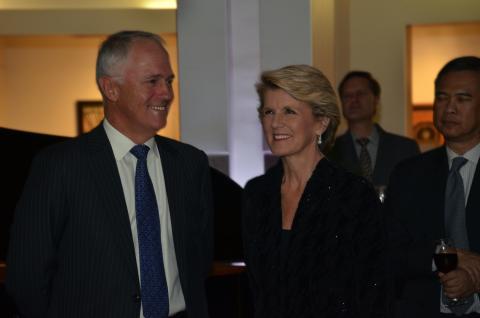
[6, 124, 213, 318]
[328, 124, 420, 187]
[0, 127, 69, 261]
[385, 146, 480, 317]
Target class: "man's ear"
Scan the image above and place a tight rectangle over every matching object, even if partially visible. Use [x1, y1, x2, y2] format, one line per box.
[98, 76, 119, 102]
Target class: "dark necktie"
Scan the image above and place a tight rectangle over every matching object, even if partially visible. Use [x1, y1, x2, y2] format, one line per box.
[130, 145, 169, 318]
[445, 157, 469, 249]
[443, 156, 473, 315]
[356, 138, 373, 181]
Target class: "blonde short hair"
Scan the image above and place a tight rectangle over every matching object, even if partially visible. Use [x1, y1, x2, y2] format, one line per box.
[256, 64, 340, 152]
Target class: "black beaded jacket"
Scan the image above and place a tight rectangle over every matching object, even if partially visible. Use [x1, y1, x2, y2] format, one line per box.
[242, 158, 388, 318]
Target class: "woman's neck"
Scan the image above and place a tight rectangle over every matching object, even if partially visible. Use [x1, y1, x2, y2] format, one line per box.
[281, 150, 323, 187]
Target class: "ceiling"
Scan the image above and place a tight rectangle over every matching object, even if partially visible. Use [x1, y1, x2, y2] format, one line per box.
[0, 0, 176, 10]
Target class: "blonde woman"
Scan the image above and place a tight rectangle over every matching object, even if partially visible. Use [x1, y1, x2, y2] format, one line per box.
[242, 65, 387, 317]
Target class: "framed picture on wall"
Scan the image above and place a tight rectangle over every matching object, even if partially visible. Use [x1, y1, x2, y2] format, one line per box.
[412, 104, 443, 152]
[76, 101, 104, 135]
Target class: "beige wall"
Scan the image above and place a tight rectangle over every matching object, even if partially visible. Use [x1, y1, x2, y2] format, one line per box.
[0, 0, 176, 9]
[162, 33, 180, 140]
[1, 36, 102, 136]
[2, 2, 479, 143]
[348, 0, 480, 137]
[0, 41, 5, 121]
[0, 10, 175, 36]
[411, 22, 480, 105]
[312, 0, 350, 133]
[0, 8, 179, 138]
[0, 34, 179, 139]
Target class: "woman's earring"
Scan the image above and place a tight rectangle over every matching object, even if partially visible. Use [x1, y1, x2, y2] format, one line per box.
[317, 134, 322, 145]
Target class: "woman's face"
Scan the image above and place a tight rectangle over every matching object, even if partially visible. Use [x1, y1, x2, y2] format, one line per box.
[260, 88, 327, 159]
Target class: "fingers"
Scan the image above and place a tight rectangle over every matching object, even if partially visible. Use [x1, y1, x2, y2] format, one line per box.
[457, 251, 480, 293]
[441, 269, 476, 299]
[462, 267, 480, 291]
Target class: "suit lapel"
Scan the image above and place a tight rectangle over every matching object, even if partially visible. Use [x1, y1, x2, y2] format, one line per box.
[85, 125, 139, 284]
[430, 148, 449, 240]
[466, 153, 480, 251]
[341, 133, 362, 175]
[155, 137, 187, 283]
[373, 127, 388, 181]
[255, 164, 283, 273]
[430, 148, 480, 250]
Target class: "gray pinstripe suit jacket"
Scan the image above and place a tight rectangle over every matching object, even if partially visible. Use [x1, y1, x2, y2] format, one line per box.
[6, 124, 213, 318]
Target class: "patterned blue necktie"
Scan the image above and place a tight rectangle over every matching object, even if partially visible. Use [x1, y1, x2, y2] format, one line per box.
[130, 145, 169, 318]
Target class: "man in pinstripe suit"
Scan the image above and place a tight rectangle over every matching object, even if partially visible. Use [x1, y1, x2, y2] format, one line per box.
[6, 31, 213, 318]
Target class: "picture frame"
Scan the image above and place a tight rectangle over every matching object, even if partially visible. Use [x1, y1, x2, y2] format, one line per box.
[411, 103, 443, 151]
[76, 100, 104, 135]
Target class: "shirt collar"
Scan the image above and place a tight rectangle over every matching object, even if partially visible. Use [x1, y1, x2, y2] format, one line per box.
[446, 142, 480, 168]
[350, 124, 379, 147]
[103, 118, 159, 161]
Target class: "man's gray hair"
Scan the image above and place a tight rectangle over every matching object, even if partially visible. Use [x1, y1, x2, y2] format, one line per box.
[95, 30, 166, 85]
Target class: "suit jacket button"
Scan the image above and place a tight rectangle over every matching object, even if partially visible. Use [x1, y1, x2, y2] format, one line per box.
[133, 293, 141, 303]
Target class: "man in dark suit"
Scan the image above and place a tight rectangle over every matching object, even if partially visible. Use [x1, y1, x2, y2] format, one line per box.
[6, 31, 213, 318]
[386, 56, 480, 317]
[328, 71, 419, 189]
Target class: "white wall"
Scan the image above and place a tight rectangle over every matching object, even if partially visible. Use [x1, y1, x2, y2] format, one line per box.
[177, 0, 313, 185]
[176, 0, 230, 152]
[177, 0, 313, 153]
[259, 0, 312, 71]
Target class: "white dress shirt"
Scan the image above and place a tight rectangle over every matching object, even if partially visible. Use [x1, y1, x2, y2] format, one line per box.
[103, 119, 185, 317]
[440, 143, 480, 314]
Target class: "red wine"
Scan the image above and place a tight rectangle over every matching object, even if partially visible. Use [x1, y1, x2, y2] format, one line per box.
[434, 253, 458, 273]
